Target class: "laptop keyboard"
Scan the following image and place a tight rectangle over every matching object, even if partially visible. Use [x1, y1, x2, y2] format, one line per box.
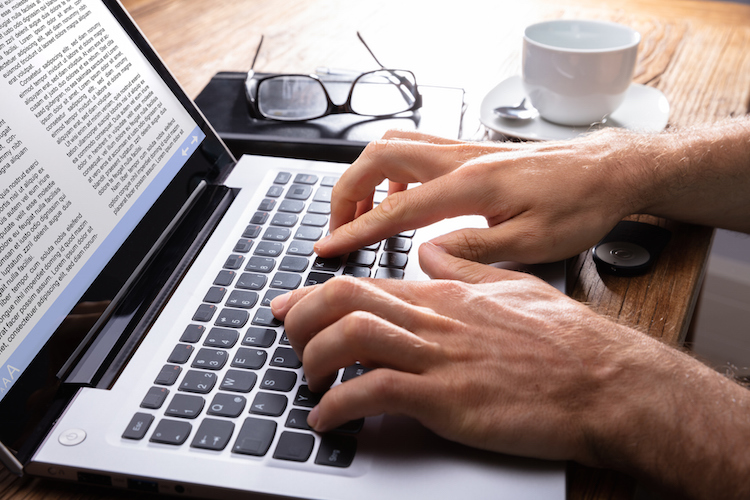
[122, 170, 414, 469]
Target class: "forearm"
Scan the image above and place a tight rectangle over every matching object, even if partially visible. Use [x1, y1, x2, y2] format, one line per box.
[615, 117, 750, 232]
[586, 330, 750, 499]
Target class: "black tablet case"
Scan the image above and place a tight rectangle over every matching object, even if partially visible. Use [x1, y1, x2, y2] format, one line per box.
[194, 72, 466, 163]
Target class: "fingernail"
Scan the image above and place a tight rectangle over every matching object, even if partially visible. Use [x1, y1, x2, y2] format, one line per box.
[314, 234, 332, 253]
[270, 292, 290, 311]
[307, 405, 320, 429]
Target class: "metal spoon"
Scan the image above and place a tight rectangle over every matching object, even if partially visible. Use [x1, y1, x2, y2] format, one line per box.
[493, 97, 538, 120]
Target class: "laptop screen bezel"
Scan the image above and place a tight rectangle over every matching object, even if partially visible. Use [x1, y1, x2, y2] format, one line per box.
[0, 0, 237, 463]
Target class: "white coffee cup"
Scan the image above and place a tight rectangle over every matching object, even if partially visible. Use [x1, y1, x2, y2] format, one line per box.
[522, 19, 641, 126]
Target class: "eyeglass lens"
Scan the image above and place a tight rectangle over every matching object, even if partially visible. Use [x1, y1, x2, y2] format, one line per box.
[257, 70, 418, 121]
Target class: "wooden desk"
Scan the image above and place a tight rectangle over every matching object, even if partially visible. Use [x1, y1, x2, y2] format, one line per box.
[3, 0, 750, 499]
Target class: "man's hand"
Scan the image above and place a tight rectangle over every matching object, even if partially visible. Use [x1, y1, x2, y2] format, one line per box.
[274, 243, 662, 463]
[315, 129, 643, 264]
[273, 244, 750, 498]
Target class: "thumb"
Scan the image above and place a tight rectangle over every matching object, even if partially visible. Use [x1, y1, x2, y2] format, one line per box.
[418, 242, 518, 284]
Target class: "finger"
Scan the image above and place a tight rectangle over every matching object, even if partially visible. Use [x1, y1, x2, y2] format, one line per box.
[270, 285, 319, 321]
[317, 172, 486, 258]
[302, 311, 437, 392]
[329, 139, 465, 231]
[429, 215, 606, 264]
[380, 129, 466, 145]
[308, 369, 435, 433]
[280, 276, 430, 354]
[418, 241, 524, 284]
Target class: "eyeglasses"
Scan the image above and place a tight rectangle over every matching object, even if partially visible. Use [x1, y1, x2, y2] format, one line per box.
[244, 33, 422, 122]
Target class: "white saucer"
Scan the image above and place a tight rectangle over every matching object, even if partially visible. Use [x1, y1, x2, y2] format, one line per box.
[480, 76, 670, 141]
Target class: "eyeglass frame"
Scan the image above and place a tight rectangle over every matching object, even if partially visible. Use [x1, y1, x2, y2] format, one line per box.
[244, 33, 422, 122]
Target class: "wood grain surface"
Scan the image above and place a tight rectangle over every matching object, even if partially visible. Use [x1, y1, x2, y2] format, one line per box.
[3, 0, 750, 499]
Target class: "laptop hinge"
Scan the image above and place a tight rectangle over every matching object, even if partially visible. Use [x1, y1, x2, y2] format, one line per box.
[0, 441, 24, 477]
[61, 183, 237, 388]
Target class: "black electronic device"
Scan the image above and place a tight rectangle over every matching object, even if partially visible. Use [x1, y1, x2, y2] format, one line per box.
[592, 221, 672, 276]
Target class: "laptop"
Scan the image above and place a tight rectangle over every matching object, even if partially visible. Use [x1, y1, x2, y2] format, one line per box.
[0, 1, 566, 498]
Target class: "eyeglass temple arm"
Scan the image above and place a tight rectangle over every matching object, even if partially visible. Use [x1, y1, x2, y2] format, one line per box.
[249, 35, 265, 73]
[356, 31, 421, 107]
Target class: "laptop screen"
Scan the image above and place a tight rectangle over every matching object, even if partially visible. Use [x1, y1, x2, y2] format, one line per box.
[0, 0, 234, 451]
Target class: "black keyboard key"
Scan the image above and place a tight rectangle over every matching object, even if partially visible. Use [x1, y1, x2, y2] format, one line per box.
[379, 252, 408, 269]
[165, 393, 204, 419]
[260, 369, 297, 392]
[223, 254, 244, 270]
[254, 241, 284, 257]
[231, 347, 268, 370]
[270, 272, 302, 290]
[141, 387, 169, 409]
[274, 431, 314, 462]
[252, 308, 282, 327]
[242, 225, 262, 238]
[191, 419, 235, 451]
[192, 304, 216, 322]
[279, 256, 309, 273]
[191, 348, 229, 370]
[270, 213, 299, 227]
[313, 186, 332, 203]
[258, 198, 276, 211]
[203, 286, 227, 304]
[294, 226, 323, 241]
[274, 171, 292, 184]
[374, 268, 405, 279]
[207, 393, 246, 418]
[204, 327, 239, 348]
[233, 417, 276, 456]
[294, 173, 318, 185]
[266, 185, 284, 198]
[167, 344, 194, 364]
[233, 238, 254, 253]
[343, 266, 370, 278]
[263, 227, 291, 242]
[385, 236, 412, 253]
[150, 419, 192, 445]
[399, 229, 416, 238]
[261, 289, 287, 307]
[279, 331, 290, 345]
[342, 364, 373, 382]
[285, 409, 311, 430]
[215, 308, 249, 328]
[155, 364, 182, 386]
[293, 385, 322, 408]
[278, 199, 305, 213]
[245, 257, 276, 274]
[347, 250, 377, 267]
[285, 184, 312, 200]
[225, 290, 259, 310]
[179, 324, 205, 343]
[286, 240, 315, 256]
[242, 327, 276, 347]
[237, 272, 268, 290]
[301, 214, 328, 227]
[220, 369, 258, 393]
[250, 212, 269, 225]
[334, 418, 365, 434]
[271, 347, 301, 369]
[122, 413, 154, 440]
[214, 270, 236, 286]
[179, 370, 217, 394]
[250, 391, 288, 416]
[304, 271, 336, 286]
[312, 256, 341, 272]
[315, 434, 357, 468]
